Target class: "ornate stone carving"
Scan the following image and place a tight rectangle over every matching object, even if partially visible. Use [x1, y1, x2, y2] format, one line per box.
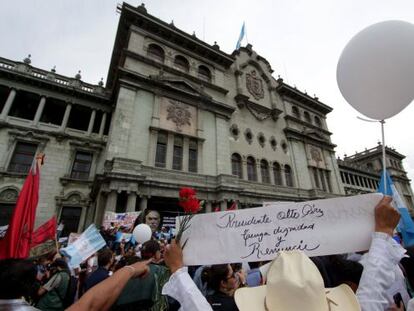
[67, 193, 82, 205]
[166, 100, 191, 132]
[0, 189, 18, 202]
[310, 146, 322, 163]
[246, 70, 264, 100]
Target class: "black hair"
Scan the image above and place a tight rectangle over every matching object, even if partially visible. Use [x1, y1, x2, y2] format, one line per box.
[98, 248, 113, 267]
[205, 264, 230, 292]
[0, 259, 37, 299]
[141, 240, 160, 260]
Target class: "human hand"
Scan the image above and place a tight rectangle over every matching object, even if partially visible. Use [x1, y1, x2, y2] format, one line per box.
[127, 259, 152, 278]
[164, 239, 183, 274]
[375, 196, 400, 237]
[387, 303, 405, 311]
[236, 269, 247, 287]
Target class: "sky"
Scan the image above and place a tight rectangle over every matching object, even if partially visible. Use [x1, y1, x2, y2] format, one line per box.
[1, 0, 414, 182]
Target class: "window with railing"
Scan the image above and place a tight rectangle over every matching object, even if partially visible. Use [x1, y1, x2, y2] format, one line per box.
[174, 55, 190, 73]
[155, 131, 168, 168]
[8, 142, 37, 173]
[231, 153, 243, 179]
[198, 65, 211, 82]
[172, 136, 183, 170]
[70, 151, 92, 179]
[247, 156, 257, 181]
[188, 139, 198, 173]
[285, 165, 294, 187]
[260, 160, 270, 183]
[273, 162, 283, 185]
[147, 44, 165, 63]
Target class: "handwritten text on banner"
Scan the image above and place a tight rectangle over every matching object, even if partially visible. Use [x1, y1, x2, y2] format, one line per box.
[178, 193, 383, 265]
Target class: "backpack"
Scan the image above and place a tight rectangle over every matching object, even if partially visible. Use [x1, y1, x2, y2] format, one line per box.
[54, 271, 78, 308]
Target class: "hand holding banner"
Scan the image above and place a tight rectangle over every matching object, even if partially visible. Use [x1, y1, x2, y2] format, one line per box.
[177, 193, 383, 266]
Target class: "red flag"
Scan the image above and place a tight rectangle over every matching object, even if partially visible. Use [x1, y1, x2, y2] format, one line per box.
[31, 216, 57, 248]
[0, 162, 40, 259]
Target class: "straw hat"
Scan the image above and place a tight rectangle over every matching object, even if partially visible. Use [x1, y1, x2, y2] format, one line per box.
[235, 251, 360, 311]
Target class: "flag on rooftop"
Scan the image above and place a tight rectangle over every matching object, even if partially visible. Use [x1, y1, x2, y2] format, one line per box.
[236, 22, 246, 50]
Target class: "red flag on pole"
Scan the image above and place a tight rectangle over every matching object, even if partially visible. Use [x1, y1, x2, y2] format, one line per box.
[31, 216, 57, 248]
[0, 155, 43, 259]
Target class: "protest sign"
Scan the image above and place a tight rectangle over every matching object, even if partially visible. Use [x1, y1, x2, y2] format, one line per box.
[60, 224, 106, 268]
[68, 233, 80, 245]
[102, 211, 141, 229]
[177, 193, 383, 265]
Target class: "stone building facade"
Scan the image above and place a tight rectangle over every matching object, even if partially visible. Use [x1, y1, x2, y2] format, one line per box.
[338, 145, 414, 210]
[0, 3, 410, 235]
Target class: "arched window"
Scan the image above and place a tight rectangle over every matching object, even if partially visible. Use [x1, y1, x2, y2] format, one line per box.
[292, 106, 300, 119]
[304, 111, 311, 124]
[147, 44, 165, 63]
[231, 153, 243, 179]
[198, 65, 211, 82]
[285, 165, 294, 187]
[314, 116, 322, 127]
[174, 55, 190, 72]
[247, 156, 257, 181]
[260, 160, 270, 183]
[273, 162, 283, 185]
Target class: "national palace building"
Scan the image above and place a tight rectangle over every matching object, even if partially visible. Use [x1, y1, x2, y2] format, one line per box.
[0, 3, 413, 235]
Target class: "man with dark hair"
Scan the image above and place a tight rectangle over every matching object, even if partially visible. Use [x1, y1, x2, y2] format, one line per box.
[0, 258, 39, 310]
[84, 248, 114, 291]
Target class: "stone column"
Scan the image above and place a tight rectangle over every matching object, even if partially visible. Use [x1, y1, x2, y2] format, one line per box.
[32, 96, 46, 126]
[139, 196, 148, 212]
[105, 191, 117, 212]
[220, 200, 227, 211]
[60, 103, 72, 131]
[87, 109, 96, 135]
[269, 162, 275, 185]
[242, 159, 248, 181]
[205, 201, 212, 213]
[197, 140, 203, 174]
[0, 88, 17, 120]
[151, 94, 160, 127]
[99, 112, 107, 137]
[126, 192, 137, 212]
[148, 129, 158, 166]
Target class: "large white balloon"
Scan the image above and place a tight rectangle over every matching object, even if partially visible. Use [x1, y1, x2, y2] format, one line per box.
[132, 224, 152, 244]
[337, 20, 414, 120]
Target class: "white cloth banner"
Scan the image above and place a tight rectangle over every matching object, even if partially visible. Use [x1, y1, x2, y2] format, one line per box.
[178, 193, 383, 265]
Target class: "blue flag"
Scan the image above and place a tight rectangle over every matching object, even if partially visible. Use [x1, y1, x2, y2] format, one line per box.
[60, 224, 106, 267]
[236, 22, 245, 50]
[378, 170, 414, 246]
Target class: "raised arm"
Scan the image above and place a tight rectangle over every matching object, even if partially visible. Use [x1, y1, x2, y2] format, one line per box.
[67, 259, 151, 311]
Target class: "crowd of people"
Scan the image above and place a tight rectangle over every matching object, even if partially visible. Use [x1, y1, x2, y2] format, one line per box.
[1, 196, 414, 310]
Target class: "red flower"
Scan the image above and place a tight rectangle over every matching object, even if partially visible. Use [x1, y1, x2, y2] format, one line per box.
[179, 187, 196, 199]
[178, 187, 200, 214]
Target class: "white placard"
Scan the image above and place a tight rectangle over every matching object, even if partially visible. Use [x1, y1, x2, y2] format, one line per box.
[178, 193, 383, 265]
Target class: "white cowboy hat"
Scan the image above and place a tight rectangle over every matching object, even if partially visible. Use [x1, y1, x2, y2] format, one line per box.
[235, 251, 360, 311]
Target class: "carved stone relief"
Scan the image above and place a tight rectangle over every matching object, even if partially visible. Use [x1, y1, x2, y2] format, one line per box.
[159, 98, 197, 136]
[246, 70, 264, 100]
